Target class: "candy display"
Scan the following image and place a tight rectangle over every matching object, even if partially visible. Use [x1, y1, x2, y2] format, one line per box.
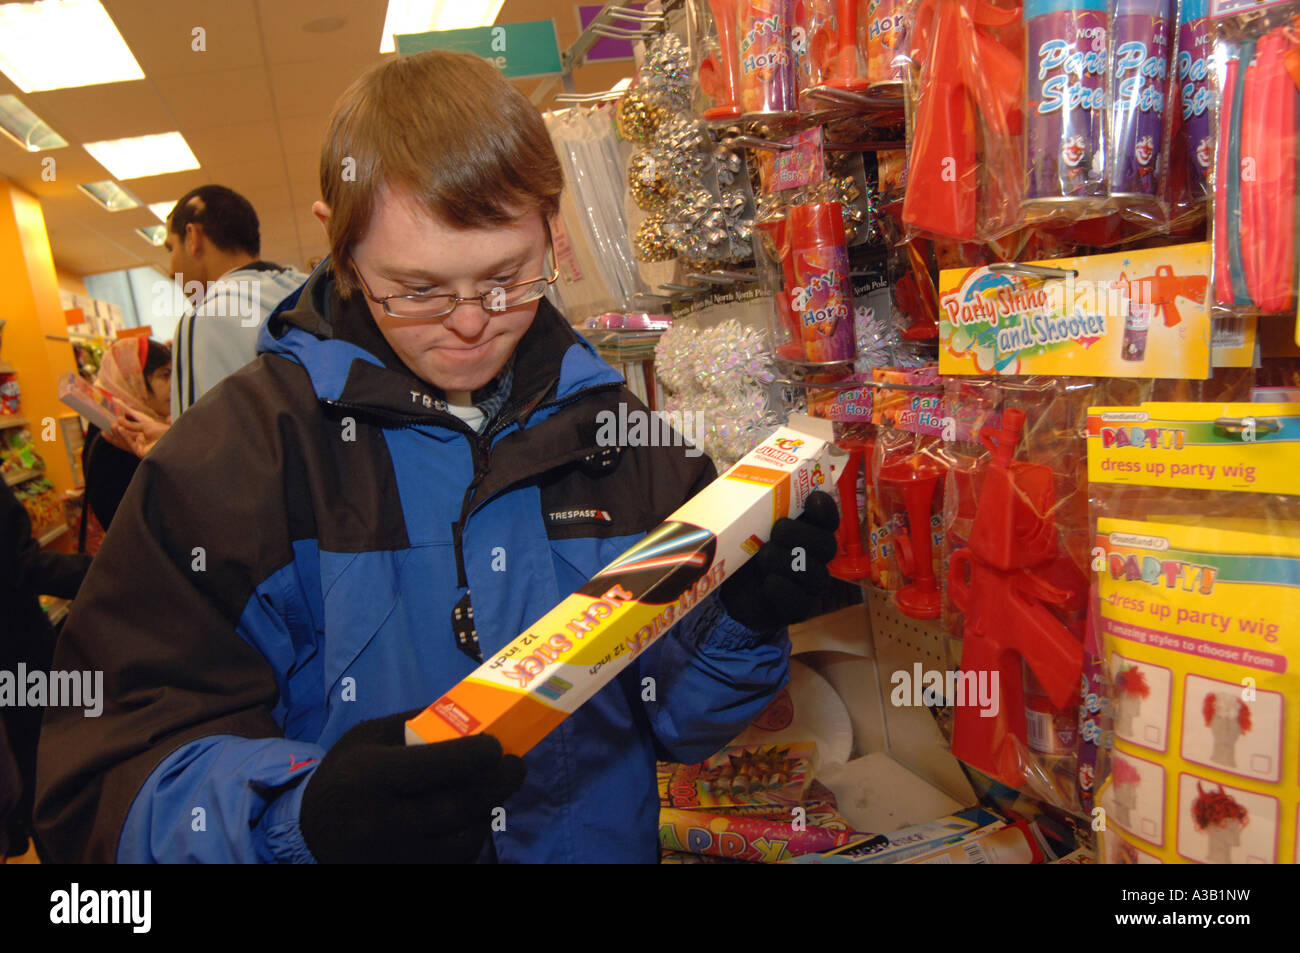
[0, 371, 19, 415]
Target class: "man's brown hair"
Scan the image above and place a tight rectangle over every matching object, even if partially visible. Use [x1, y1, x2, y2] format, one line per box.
[319, 50, 564, 296]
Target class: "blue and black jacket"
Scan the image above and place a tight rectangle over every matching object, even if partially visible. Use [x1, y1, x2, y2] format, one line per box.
[35, 263, 790, 863]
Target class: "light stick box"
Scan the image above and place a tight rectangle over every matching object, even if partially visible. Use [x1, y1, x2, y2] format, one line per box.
[406, 415, 846, 756]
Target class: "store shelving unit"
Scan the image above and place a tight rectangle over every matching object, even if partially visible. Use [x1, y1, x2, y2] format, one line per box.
[0, 415, 30, 430]
[4, 467, 41, 486]
[36, 522, 68, 547]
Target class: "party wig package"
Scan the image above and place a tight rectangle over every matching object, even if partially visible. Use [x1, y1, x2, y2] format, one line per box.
[1086, 401, 1300, 862]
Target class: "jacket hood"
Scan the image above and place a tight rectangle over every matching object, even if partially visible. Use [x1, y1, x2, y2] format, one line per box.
[257, 258, 622, 427]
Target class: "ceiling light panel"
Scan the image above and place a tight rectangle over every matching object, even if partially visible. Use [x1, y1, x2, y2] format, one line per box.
[83, 132, 200, 180]
[379, 0, 505, 54]
[77, 179, 142, 212]
[0, 94, 67, 151]
[0, 0, 145, 93]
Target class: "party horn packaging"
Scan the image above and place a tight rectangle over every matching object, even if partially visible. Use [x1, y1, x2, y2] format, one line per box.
[406, 415, 847, 755]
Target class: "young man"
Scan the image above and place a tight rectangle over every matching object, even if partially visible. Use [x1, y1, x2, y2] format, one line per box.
[164, 185, 306, 419]
[110, 187, 306, 457]
[35, 51, 838, 863]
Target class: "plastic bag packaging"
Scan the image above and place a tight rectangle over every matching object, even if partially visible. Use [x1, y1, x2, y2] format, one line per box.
[547, 108, 648, 313]
[934, 372, 1256, 813]
[794, 0, 872, 111]
[862, 0, 913, 96]
[869, 425, 940, 590]
[902, 0, 1025, 243]
[938, 377, 1092, 810]
[1087, 400, 1300, 862]
[690, 0, 746, 119]
[1209, 1, 1300, 322]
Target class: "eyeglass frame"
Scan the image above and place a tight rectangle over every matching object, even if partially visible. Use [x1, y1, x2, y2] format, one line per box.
[351, 232, 560, 319]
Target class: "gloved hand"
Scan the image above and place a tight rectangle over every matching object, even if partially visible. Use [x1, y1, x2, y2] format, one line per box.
[719, 490, 840, 634]
[299, 709, 525, 864]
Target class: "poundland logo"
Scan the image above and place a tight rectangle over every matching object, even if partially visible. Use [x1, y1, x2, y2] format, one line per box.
[50, 884, 151, 933]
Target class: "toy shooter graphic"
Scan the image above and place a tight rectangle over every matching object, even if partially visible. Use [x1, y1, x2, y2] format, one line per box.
[946, 408, 1085, 787]
[1120, 264, 1210, 328]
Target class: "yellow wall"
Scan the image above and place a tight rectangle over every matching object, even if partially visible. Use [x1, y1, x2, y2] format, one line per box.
[0, 178, 82, 546]
[55, 266, 87, 297]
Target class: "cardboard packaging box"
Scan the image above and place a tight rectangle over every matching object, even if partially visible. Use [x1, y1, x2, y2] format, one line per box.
[406, 415, 846, 756]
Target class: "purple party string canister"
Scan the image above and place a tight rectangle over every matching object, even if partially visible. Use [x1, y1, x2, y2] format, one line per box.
[740, 0, 797, 116]
[1110, 0, 1172, 199]
[1176, 0, 1213, 200]
[1024, 0, 1110, 212]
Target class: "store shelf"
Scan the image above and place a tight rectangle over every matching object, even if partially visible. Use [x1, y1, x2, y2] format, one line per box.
[4, 467, 42, 486]
[0, 415, 29, 430]
[865, 584, 978, 807]
[37, 522, 68, 547]
[0, 361, 15, 373]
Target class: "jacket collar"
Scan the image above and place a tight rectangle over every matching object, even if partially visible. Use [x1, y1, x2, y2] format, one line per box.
[259, 258, 621, 428]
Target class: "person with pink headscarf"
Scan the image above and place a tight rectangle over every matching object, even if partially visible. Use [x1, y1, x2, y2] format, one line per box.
[81, 338, 172, 530]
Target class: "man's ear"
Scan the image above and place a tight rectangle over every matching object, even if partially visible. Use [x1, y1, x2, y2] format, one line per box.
[312, 201, 331, 241]
[184, 222, 203, 258]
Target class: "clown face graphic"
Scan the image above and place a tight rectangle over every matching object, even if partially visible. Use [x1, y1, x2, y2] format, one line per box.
[1134, 135, 1154, 167]
[1062, 135, 1087, 168]
[1195, 137, 1213, 170]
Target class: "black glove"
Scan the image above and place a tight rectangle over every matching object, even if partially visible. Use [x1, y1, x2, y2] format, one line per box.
[719, 490, 840, 634]
[299, 709, 525, 864]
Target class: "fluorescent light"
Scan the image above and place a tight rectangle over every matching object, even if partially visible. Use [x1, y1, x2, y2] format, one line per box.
[379, 0, 505, 53]
[149, 201, 176, 222]
[0, 0, 144, 93]
[83, 132, 200, 180]
[0, 94, 67, 151]
[136, 224, 167, 246]
[77, 179, 142, 212]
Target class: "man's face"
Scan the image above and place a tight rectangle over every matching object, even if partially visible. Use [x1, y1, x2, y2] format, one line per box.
[348, 185, 547, 401]
[165, 223, 201, 290]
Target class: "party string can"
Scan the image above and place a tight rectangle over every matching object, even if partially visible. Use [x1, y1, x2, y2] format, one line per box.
[1024, 0, 1109, 211]
[790, 203, 856, 363]
[865, 0, 909, 94]
[1110, 0, 1171, 199]
[740, 0, 798, 116]
[1175, 0, 1213, 200]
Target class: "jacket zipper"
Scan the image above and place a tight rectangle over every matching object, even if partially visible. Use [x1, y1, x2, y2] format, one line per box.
[322, 379, 623, 585]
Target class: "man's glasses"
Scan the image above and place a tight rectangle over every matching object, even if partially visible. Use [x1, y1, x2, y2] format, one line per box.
[352, 237, 559, 319]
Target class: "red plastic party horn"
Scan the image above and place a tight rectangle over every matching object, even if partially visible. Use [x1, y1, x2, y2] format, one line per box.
[879, 452, 946, 619]
[701, 0, 745, 118]
[828, 436, 874, 580]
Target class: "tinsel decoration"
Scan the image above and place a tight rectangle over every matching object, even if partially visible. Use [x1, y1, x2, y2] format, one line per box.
[634, 213, 675, 262]
[651, 115, 713, 190]
[653, 321, 781, 467]
[617, 91, 668, 143]
[641, 32, 692, 114]
[665, 187, 733, 260]
[628, 151, 671, 211]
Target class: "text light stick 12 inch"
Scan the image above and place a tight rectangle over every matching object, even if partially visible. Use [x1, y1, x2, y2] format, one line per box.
[406, 415, 846, 756]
